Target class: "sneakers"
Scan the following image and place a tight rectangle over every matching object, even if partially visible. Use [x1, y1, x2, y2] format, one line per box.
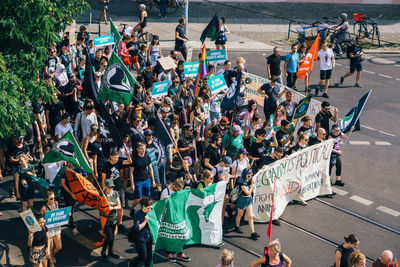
[234, 226, 243, 233]
[340, 76, 344, 85]
[272, 219, 281, 226]
[101, 251, 108, 261]
[315, 87, 319, 96]
[355, 83, 363, 88]
[334, 180, 345, 187]
[322, 93, 329, 98]
[250, 232, 260, 240]
[177, 252, 191, 262]
[167, 253, 177, 263]
[109, 253, 120, 259]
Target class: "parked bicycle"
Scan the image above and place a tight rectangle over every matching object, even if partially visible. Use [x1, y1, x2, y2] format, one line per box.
[136, 0, 181, 14]
[119, 23, 152, 44]
[353, 13, 382, 46]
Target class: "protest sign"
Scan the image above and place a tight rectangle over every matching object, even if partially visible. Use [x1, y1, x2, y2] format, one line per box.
[93, 35, 114, 48]
[157, 57, 177, 70]
[207, 74, 228, 95]
[148, 181, 226, 253]
[252, 139, 333, 221]
[44, 206, 72, 228]
[20, 209, 42, 232]
[183, 61, 200, 78]
[152, 81, 169, 98]
[207, 49, 226, 64]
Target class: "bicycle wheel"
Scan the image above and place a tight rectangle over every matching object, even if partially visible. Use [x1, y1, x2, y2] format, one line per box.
[375, 26, 381, 47]
[166, 0, 179, 14]
[136, 0, 153, 12]
[353, 22, 365, 38]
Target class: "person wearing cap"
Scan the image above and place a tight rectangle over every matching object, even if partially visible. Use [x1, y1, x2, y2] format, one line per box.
[276, 119, 294, 153]
[54, 113, 73, 137]
[211, 116, 230, 136]
[234, 168, 260, 240]
[74, 99, 98, 142]
[101, 179, 121, 260]
[143, 129, 161, 192]
[249, 128, 278, 172]
[178, 124, 196, 160]
[258, 75, 288, 122]
[132, 104, 148, 130]
[222, 124, 244, 160]
[204, 133, 222, 170]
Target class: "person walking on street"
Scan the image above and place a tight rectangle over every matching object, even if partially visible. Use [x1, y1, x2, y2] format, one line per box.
[129, 198, 154, 267]
[340, 37, 363, 88]
[215, 17, 230, 59]
[334, 234, 359, 267]
[28, 216, 51, 267]
[101, 179, 122, 260]
[316, 41, 335, 98]
[98, 0, 109, 25]
[372, 250, 398, 267]
[258, 76, 287, 122]
[315, 101, 338, 134]
[217, 249, 234, 267]
[348, 250, 367, 267]
[298, 43, 310, 92]
[174, 18, 189, 61]
[284, 44, 299, 90]
[249, 239, 292, 267]
[267, 47, 283, 84]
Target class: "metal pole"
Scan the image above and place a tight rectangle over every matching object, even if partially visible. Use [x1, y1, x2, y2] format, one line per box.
[184, 0, 189, 34]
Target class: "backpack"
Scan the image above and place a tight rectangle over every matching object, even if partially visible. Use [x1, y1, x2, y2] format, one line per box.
[230, 185, 241, 203]
[128, 223, 139, 243]
[261, 251, 284, 267]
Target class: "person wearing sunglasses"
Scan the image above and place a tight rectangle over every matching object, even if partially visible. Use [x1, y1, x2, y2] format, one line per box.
[315, 101, 338, 135]
[289, 133, 309, 155]
[40, 189, 62, 267]
[309, 127, 327, 146]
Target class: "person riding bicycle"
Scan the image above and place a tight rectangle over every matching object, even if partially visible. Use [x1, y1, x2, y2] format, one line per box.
[330, 13, 349, 56]
[133, 4, 147, 34]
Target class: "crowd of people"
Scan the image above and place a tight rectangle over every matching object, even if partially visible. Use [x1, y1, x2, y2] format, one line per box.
[0, 9, 395, 267]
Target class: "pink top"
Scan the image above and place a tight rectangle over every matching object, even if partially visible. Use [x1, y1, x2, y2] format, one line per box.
[118, 41, 128, 59]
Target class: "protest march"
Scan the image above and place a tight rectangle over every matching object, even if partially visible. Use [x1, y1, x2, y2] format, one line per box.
[1, 2, 398, 267]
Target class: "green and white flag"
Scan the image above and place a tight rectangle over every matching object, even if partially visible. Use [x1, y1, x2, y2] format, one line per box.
[110, 18, 121, 51]
[42, 131, 92, 173]
[148, 181, 226, 254]
[97, 52, 135, 105]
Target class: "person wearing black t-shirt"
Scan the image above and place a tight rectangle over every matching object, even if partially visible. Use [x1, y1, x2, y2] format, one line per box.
[258, 76, 287, 121]
[340, 37, 364, 88]
[262, 146, 283, 169]
[315, 101, 338, 134]
[130, 142, 155, 216]
[27, 216, 50, 266]
[267, 47, 283, 84]
[45, 92, 65, 137]
[142, 62, 154, 90]
[309, 128, 326, 146]
[101, 148, 132, 232]
[276, 120, 294, 153]
[178, 124, 196, 161]
[249, 128, 278, 172]
[203, 133, 222, 170]
[289, 133, 309, 155]
[174, 18, 189, 60]
[297, 116, 313, 138]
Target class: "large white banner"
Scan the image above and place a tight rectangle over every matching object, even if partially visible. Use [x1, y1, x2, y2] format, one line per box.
[252, 139, 334, 221]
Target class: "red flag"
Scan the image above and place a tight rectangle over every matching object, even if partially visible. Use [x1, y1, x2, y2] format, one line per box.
[297, 34, 319, 80]
[265, 174, 277, 254]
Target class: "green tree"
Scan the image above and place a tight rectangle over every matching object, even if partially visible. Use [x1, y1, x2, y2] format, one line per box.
[0, 0, 89, 138]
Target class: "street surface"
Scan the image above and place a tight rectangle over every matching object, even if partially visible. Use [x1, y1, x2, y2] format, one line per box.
[1, 52, 399, 266]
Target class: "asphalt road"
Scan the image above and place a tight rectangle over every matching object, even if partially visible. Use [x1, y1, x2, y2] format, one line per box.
[1, 53, 399, 267]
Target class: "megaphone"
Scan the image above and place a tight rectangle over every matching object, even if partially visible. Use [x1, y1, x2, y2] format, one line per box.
[244, 77, 252, 85]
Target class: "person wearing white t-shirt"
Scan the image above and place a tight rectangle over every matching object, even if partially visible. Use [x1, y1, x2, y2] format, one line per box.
[54, 113, 73, 136]
[316, 41, 335, 99]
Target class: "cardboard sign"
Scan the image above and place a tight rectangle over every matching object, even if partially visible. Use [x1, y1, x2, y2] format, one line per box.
[44, 206, 72, 228]
[93, 35, 114, 48]
[183, 61, 200, 78]
[207, 50, 226, 64]
[152, 80, 169, 98]
[157, 57, 177, 70]
[20, 209, 42, 232]
[207, 74, 228, 95]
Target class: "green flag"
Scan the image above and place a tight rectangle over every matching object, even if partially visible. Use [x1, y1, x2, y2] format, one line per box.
[293, 95, 312, 121]
[97, 52, 135, 105]
[30, 175, 49, 199]
[110, 18, 120, 51]
[42, 131, 92, 173]
[200, 15, 220, 43]
[147, 182, 226, 256]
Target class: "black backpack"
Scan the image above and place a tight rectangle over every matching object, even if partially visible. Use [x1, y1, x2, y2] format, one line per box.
[262, 252, 284, 267]
[128, 224, 139, 243]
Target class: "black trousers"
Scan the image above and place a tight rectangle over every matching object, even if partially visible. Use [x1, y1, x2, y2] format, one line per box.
[175, 44, 187, 61]
[63, 190, 77, 228]
[263, 102, 277, 122]
[329, 154, 342, 176]
[102, 220, 117, 254]
[130, 240, 152, 267]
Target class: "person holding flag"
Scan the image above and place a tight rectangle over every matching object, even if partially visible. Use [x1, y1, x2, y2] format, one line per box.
[61, 161, 80, 235]
[297, 34, 319, 93]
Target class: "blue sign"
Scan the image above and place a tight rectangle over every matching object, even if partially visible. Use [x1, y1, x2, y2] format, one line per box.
[93, 35, 114, 48]
[207, 50, 226, 64]
[183, 61, 200, 78]
[207, 74, 228, 95]
[152, 80, 169, 98]
[79, 67, 96, 80]
[44, 206, 72, 228]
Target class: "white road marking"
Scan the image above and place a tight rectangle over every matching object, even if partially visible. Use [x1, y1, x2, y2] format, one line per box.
[363, 70, 375, 74]
[350, 195, 373, 206]
[375, 141, 391, 146]
[349, 141, 370, 145]
[371, 58, 399, 65]
[332, 187, 348, 196]
[396, 78, 400, 81]
[335, 63, 342, 66]
[379, 130, 396, 137]
[376, 206, 400, 217]
[361, 125, 375, 131]
[378, 74, 392, 79]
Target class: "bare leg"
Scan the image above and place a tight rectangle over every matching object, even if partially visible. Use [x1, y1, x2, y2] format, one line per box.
[216, 44, 221, 50]
[117, 209, 123, 225]
[221, 194, 229, 224]
[323, 80, 330, 94]
[235, 208, 244, 227]
[222, 44, 228, 59]
[343, 72, 353, 80]
[246, 205, 255, 233]
[356, 71, 361, 84]
[305, 74, 309, 92]
[317, 80, 323, 89]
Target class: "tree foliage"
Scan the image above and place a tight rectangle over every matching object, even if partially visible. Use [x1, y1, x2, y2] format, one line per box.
[0, 0, 89, 138]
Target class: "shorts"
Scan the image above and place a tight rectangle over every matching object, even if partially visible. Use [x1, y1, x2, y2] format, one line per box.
[97, 1, 109, 10]
[117, 188, 125, 207]
[350, 61, 362, 73]
[236, 195, 252, 210]
[210, 111, 221, 122]
[320, 69, 332, 80]
[29, 246, 48, 265]
[134, 178, 151, 199]
[48, 226, 62, 237]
